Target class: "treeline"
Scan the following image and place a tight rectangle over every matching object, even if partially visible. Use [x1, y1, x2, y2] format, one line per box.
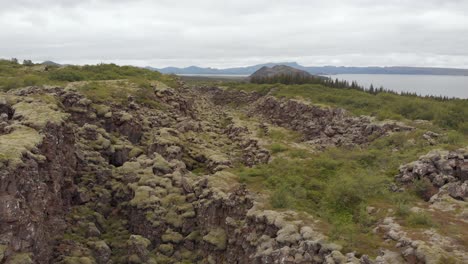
[250, 73, 453, 101]
[251, 73, 325, 85]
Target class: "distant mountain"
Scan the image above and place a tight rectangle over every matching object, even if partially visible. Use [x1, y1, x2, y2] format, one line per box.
[148, 62, 304, 75]
[250, 65, 312, 79]
[149, 62, 468, 76]
[41, 61, 61, 66]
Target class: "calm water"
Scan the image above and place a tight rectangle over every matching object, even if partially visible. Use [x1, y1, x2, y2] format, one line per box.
[326, 74, 468, 99]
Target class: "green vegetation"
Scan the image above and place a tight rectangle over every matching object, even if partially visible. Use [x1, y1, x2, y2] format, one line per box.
[0, 59, 177, 92]
[233, 126, 467, 253]
[225, 83, 468, 133]
[0, 125, 43, 166]
[406, 212, 436, 228]
[202, 228, 227, 250]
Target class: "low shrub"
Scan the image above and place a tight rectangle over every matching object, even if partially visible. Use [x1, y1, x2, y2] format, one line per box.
[407, 212, 436, 228]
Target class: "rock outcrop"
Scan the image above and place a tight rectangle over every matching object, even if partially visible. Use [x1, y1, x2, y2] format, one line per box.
[396, 148, 468, 200]
[200, 86, 412, 149]
[0, 91, 76, 263]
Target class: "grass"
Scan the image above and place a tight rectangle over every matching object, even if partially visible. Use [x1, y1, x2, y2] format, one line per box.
[0, 59, 178, 93]
[406, 212, 436, 228]
[232, 125, 467, 254]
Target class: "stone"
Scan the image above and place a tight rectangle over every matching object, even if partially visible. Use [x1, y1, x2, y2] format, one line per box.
[86, 222, 101, 238]
[89, 241, 111, 264]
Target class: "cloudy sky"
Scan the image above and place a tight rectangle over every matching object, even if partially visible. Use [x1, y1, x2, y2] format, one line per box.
[1, 0, 467, 68]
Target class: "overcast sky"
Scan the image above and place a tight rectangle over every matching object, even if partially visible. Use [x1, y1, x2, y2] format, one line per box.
[1, 0, 467, 68]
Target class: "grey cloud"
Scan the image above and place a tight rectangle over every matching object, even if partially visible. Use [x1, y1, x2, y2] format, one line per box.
[0, 0, 467, 68]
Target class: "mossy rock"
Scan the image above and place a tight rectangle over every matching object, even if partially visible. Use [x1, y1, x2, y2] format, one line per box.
[6, 253, 33, 264]
[185, 231, 201, 241]
[145, 211, 161, 227]
[129, 147, 144, 158]
[160, 193, 186, 207]
[163, 209, 183, 228]
[0, 245, 7, 262]
[179, 248, 199, 262]
[114, 161, 141, 179]
[0, 125, 43, 167]
[129, 186, 160, 209]
[153, 154, 173, 175]
[128, 235, 151, 248]
[158, 244, 174, 256]
[162, 229, 184, 244]
[60, 256, 96, 264]
[138, 174, 171, 190]
[127, 254, 142, 264]
[119, 111, 133, 122]
[91, 103, 110, 117]
[153, 254, 174, 264]
[13, 100, 69, 129]
[203, 228, 227, 250]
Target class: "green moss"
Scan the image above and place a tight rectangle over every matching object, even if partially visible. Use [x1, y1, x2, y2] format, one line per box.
[13, 100, 69, 129]
[152, 254, 174, 264]
[203, 228, 227, 250]
[0, 125, 42, 166]
[127, 235, 151, 248]
[129, 186, 160, 209]
[158, 244, 174, 256]
[8, 253, 33, 264]
[60, 256, 96, 264]
[119, 112, 133, 122]
[91, 103, 110, 117]
[0, 245, 7, 262]
[185, 231, 201, 241]
[127, 254, 142, 264]
[153, 154, 172, 174]
[163, 210, 183, 228]
[114, 161, 141, 178]
[160, 193, 186, 207]
[129, 147, 144, 158]
[138, 174, 171, 189]
[161, 229, 183, 244]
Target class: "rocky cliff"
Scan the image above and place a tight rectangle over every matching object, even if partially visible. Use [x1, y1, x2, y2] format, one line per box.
[0, 82, 466, 264]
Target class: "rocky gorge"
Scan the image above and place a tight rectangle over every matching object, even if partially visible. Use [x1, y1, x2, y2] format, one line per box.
[0, 78, 467, 264]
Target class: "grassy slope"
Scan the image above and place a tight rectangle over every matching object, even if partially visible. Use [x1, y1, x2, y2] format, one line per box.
[222, 81, 468, 254]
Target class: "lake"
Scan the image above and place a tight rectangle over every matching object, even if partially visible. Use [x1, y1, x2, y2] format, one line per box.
[326, 74, 468, 99]
[179, 73, 468, 99]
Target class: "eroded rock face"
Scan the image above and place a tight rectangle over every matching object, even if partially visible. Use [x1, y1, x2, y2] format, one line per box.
[0, 122, 76, 263]
[396, 148, 468, 200]
[200, 86, 412, 149]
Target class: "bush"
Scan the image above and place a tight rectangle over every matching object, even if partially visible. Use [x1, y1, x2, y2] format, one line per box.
[49, 68, 84, 81]
[270, 186, 292, 208]
[270, 143, 288, 154]
[396, 203, 411, 217]
[412, 178, 437, 201]
[407, 212, 435, 227]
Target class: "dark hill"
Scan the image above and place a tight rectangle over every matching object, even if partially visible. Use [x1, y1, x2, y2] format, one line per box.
[249, 65, 327, 84]
[250, 65, 311, 79]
